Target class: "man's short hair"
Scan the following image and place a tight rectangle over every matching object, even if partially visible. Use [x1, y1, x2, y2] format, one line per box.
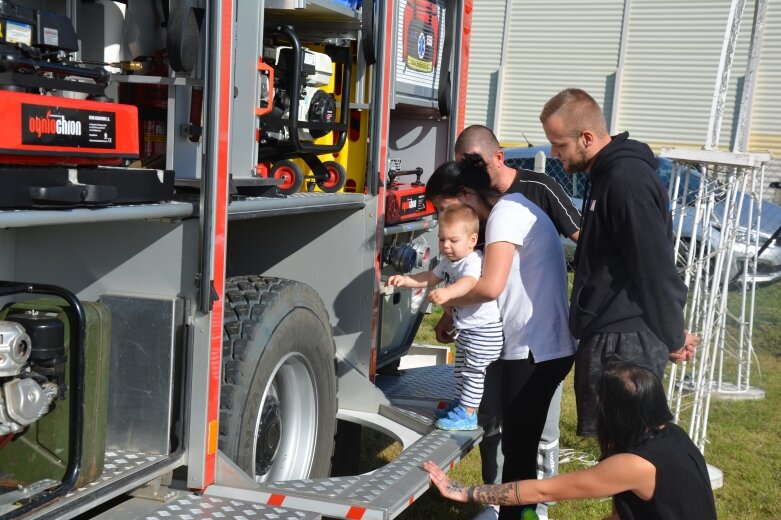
[540, 88, 609, 138]
[455, 125, 501, 158]
[438, 203, 480, 235]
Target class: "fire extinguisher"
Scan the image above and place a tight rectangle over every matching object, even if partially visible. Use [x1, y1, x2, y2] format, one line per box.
[119, 49, 169, 163]
[402, 0, 439, 73]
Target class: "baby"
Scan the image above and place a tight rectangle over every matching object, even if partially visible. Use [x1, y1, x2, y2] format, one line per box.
[388, 204, 502, 431]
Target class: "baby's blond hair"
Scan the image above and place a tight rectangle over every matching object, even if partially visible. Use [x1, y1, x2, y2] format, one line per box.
[438, 204, 480, 235]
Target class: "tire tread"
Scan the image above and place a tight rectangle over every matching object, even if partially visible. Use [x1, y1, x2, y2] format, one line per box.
[219, 275, 338, 479]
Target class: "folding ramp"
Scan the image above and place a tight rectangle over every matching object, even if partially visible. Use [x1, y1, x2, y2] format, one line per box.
[91, 365, 482, 520]
[210, 364, 484, 520]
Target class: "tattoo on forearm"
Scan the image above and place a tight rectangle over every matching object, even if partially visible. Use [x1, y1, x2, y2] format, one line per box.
[474, 482, 520, 506]
[447, 480, 464, 495]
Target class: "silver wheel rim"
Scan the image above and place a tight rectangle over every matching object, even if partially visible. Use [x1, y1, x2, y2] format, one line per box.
[252, 352, 318, 482]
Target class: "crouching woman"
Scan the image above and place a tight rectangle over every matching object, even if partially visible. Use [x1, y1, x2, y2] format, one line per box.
[424, 361, 717, 519]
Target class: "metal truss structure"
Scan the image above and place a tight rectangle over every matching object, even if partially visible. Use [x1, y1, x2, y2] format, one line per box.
[661, 148, 772, 453]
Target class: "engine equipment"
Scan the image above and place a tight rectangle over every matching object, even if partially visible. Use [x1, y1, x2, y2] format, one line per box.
[0, 321, 30, 377]
[6, 310, 67, 389]
[385, 166, 437, 225]
[261, 45, 335, 143]
[0, 314, 63, 435]
[0, 1, 174, 208]
[382, 241, 430, 274]
[257, 25, 351, 191]
[0, 1, 107, 97]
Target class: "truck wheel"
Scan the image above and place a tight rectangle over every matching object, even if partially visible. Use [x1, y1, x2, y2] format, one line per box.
[220, 276, 337, 482]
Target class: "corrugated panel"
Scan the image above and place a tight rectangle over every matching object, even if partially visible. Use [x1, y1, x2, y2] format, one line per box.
[496, 0, 625, 145]
[749, 0, 781, 157]
[619, 0, 753, 152]
[464, 0, 507, 128]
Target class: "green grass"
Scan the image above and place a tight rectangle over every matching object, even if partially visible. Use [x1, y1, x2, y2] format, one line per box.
[364, 282, 781, 519]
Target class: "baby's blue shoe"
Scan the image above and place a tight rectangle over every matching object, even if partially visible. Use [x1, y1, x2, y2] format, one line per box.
[434, 399, 460, 419]
[435, 405, 478, 431]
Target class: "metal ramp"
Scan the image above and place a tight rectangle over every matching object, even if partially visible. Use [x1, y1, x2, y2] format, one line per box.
[90, 492, 322, 520]
[85, 365, 475, 520]
[208, 428, 481, 520]
[206, 364, 484, 520]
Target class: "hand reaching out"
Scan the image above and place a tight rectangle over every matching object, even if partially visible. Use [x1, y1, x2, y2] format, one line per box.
[386, 275, 410, 287]
[423, 461, 469, 503]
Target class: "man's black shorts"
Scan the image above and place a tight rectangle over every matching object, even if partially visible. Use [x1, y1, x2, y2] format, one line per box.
[574, 331, 670, 437]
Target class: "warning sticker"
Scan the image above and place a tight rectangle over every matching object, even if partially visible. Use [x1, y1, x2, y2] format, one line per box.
[43, 27, 59, 47]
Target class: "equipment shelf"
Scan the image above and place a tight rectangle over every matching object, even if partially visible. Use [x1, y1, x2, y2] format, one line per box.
[265, 0, 362, 22]
[0, 202, 196, 229]
[227, 192, 366, 220]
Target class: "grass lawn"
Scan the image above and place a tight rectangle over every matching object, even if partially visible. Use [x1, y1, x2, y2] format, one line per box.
[364, 282, 781, 519]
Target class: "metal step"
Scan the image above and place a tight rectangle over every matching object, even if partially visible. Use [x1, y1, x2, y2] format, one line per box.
[15, 449, 182, 520]
[89, 491, 322, 520]
[207, 428, 482, 520]
[206, 364, 483, 520]
[375, 363, 457, 408]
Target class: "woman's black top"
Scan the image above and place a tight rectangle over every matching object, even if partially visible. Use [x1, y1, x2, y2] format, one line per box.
[615, 422, 717, 519]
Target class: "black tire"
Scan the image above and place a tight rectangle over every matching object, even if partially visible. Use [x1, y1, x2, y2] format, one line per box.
[220, 276, 337, 482]
[270, 160, 304, 195]
[317, 161, 347, 193]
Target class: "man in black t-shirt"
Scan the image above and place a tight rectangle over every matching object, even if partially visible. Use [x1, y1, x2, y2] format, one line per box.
[455, 126, 580, 243]
[507, 168, 580, 241]
[437, 124, 580, 520]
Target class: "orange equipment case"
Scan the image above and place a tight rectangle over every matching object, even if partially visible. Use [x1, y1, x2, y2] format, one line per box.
[0, 91, 139, 166]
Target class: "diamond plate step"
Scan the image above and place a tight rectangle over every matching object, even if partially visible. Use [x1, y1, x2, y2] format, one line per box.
[20, 450, 180, 519]
[375, 364, 457, 406]
[208, 427, 481, 520]
[376, 362, 497, 428]
[91, 492, 322, 520]
[206, 366, 483, 520]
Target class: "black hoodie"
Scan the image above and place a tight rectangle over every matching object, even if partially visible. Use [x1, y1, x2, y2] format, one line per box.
[570, 132, 687, 352]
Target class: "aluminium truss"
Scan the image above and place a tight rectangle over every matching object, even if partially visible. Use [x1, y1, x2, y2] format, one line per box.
[661, 147, 771, 454]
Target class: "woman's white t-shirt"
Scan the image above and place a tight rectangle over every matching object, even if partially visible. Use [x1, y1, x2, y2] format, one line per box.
[485, 193, 577, 362]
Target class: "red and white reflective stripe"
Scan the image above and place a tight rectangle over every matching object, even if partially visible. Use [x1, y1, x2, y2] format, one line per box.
[266, 494, 286, 507]
[368, 0, 398, 382]
[253, 492, 382, 520]
[346, 506, 369, 519]
[457, 0, 473, 133]
[204, 0, 234, 486]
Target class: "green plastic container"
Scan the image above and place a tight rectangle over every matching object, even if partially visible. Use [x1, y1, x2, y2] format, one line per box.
[0, 299, 111, 488]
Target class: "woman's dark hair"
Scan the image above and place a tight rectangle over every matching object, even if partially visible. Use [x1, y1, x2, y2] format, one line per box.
[596, 361, 673, 458]
[425, 158, 501, 209]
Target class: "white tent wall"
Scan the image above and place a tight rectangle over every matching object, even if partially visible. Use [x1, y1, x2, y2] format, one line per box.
[467, 0, 781, 171]
[749, 1, 781, 195]
[464, 0, 507, 128]
[492, 0, 625, 146]
[618, 0, 754, 152]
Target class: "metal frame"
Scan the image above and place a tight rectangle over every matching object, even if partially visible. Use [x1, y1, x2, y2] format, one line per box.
[662, 147, 772, 454]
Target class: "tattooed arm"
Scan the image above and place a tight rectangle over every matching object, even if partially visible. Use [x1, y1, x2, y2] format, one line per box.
[423, 454, 655, 506]
[422, 461, 521, 505]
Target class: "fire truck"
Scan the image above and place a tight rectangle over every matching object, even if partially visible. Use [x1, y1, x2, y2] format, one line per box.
[0, 0, 479, 518]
